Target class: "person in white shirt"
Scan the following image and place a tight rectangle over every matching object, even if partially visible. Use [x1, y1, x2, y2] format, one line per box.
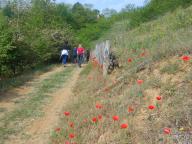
[61, 49, 69, 67]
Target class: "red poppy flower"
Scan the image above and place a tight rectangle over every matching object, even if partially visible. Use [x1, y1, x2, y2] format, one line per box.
[69, 122, 74, 128]
[96, 103, 102, 109]
[69, 133, 75, 139]
[83, 119, 88, 123]
[137, 80, 143, 85]
[163, 128, 171, 134]
[128, 107, 134, 113]
[140, 52, 145, 57]
[88, 76, 92, 80]
[98, 115, 102, 120]
[64, 111, 70, 116]
[92, 117, 98, 122]
[65, 141, 70, 144]
[113, 115, 119, 121]
[128, 58, 132, 63]
[148, 105, 155, 110]
[121, 123, 128, 129]
[182, 55, 190, 61]
[156, 96, 162, 100]
[55, 128, 61, 132]
[104, 87, 109, 91]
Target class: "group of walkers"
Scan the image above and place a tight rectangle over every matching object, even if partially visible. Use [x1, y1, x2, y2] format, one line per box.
[60, 42, 90, 68]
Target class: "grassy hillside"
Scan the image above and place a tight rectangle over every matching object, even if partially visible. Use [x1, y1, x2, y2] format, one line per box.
[51, 6, 192, 144]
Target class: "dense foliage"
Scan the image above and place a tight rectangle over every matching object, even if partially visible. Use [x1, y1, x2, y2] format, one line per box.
[0, 0, 110, 78]
[1, 0, 192, 78]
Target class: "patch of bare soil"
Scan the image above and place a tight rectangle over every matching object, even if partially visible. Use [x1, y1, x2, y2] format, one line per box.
[0, 67, 63, 119]
[5, 68, 82, 144]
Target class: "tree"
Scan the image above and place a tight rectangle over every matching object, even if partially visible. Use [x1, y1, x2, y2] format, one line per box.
[121, 4, 135, 12]
[2, 3, 14, 18]
[0, 1, 110, 78]
[102, 8, 117, 17]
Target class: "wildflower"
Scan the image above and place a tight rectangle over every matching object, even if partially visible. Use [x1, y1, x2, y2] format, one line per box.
[163, 128, 171, 134]
[143, 96, 147, 100]
[55, 128, 61, 132]
[98, 115, 102, 120]
[121, 123, 128, 129]
[148, 105, 155, 110]
[137, 80, 143, 85]
[88, 76, 92, 80]
[182, 55, 190, 61]
[92, 117, 98, 123]
[128, 106, 134, 113]
[69, 122, 74, 128]
[104, 87, 109, 92]
[64, 111, 70, 116]
[65, 141, 70, 144]
[128, 58, 132, 63]
[69, 133, 75, 139]
[140, 52, 145, 57]
[179, 127, 184, 131]
[156, 96, 162, 100]
[113, 116, 119, 121]
[96, 103, 102, 109]
[83, 119, 88, 123]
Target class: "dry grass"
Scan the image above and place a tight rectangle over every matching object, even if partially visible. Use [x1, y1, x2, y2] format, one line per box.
[50, 5, 192, 144]
[50, 57, 192, 144]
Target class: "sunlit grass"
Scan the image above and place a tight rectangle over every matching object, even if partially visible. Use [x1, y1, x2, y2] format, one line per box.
[51, 5, 192, 144]
[0, 67, 74, 143]
[0, 64, 59, 93]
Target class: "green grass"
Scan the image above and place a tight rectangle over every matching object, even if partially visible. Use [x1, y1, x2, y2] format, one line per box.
[95, 6, 192, 71]
[51, 5, 192, 144]
[80, 63, 93, 76]
[51, 62, 192, 144]
[160, 63, 180, 74]
[184, 69, 192, 82]
[0, 67, 74, 143]
[0, 64, 59, 93]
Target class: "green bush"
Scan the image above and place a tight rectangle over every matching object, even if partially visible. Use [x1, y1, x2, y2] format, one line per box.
[0, 1, 111, 78]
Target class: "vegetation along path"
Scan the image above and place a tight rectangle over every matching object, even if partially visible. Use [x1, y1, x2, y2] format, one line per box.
[0, 65, 83, 144]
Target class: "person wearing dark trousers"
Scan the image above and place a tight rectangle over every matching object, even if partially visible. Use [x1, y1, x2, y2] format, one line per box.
[61, 41, 71, 63]
[61, 49, 69, 67]
[73, 47, 77, 63]
[77, 44, 85, 68]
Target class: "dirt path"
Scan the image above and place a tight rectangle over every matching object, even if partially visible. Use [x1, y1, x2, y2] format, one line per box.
[5, 67, 82, 144]
[0, 66, 63, 119]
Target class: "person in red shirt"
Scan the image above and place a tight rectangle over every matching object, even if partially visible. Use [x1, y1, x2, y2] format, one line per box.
[77, 44, 85, 68]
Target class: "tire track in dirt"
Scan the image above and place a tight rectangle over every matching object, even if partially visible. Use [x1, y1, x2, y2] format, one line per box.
[0, 66, 63, 120]
[5, 67, 82, 144]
